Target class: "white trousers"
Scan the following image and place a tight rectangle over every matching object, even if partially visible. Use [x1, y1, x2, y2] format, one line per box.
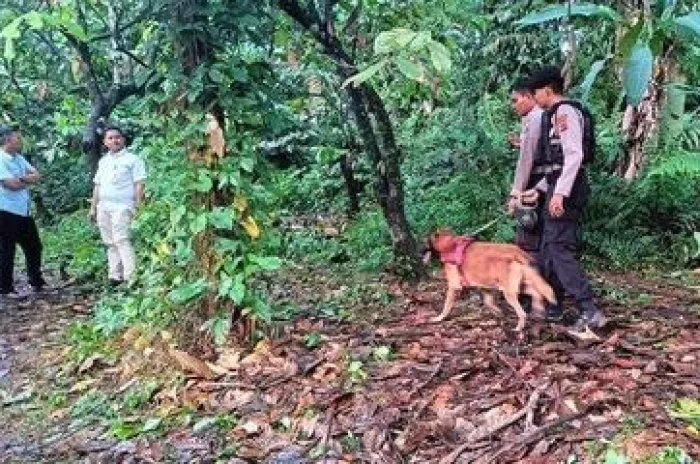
[96, 206, 136, 282]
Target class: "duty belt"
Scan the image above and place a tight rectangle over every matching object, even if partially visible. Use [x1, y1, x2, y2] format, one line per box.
[532, 164, 562, 175]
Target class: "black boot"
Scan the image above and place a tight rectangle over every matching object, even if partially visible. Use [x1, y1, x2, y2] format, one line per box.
[569, 300, 606, 338]
[544, 302, 564, 322]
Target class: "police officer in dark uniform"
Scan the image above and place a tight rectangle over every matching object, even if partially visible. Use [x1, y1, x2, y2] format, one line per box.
[521, 66, 605, 338]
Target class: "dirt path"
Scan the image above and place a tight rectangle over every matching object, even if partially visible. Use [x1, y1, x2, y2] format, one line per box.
[0, 276, 96, 463]
[1, 268, 699, 463]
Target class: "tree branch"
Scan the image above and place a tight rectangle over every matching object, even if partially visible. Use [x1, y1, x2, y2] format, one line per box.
[62, 30, 104, 100]
[278, 0, 355, 71]
[116, 46, 150, 69]
[3, 59, 30, 104]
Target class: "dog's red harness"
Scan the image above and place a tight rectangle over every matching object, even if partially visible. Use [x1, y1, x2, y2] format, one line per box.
[439, 236, 477, 267]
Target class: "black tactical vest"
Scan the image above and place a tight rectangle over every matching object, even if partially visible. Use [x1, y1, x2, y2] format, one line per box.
[533, 100, 595, 176]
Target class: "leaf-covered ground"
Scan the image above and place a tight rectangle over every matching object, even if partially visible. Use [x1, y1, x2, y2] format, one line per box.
[1, 266, 699, 463]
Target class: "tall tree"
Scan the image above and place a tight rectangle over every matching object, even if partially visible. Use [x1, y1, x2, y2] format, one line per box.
[276, 0, 423, 276]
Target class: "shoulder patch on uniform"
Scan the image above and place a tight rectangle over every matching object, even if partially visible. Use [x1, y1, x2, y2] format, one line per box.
[555, 113, 569, 133]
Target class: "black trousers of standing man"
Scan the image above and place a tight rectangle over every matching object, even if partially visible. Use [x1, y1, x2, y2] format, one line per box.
[537, 170, 598, 315]
[0, 210, 45, 293]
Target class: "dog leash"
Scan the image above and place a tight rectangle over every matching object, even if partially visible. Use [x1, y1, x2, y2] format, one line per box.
[468, 211, 508, 236]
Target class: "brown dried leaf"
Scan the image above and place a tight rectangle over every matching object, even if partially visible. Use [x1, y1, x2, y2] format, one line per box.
[206, 113, 225, 158]
[69, 378, 98, 393]
[215, 348, 241, 371]
[169, 348, 217, 379]
[518, 359, 540, 377]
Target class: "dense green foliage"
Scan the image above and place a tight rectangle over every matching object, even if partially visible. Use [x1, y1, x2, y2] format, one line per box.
[2, 0, 700, 342]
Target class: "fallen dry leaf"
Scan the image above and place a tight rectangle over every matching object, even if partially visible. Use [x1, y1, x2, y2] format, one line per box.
[215, 348, 241, 370]
[168, 348, 217, 379]
[69, 378, 99, 393]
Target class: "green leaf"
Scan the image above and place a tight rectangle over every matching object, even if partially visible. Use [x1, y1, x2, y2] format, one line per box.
[341, 59, 388, 88]
[249, 255, 282, 271]
[408, 30, 432, 50]
[57, 17, 88, 41]
[374, 28, 417, 54]
[618, 19, 645, 61]
[395, 56, 423, 81]
[192, 172, 213, 192]
[142, 417, 162, 433]
[649, 28, 667, 57]
[171, 204, 187, 224]
[209, 207, 233, 230]
[655, 0, 676, 18]
[110, 421, 142, 440]
[193, 417, 218, 435]
[604, 449, 627, 464]
[215, 238, 240, 254]
[1, 17, 21, 61]
[674, 12, 700, 41]
[190, 213, 208, 234]
[24, 11, 44, 29]
[229, 274, 245, 304]
[4, 39, 15, 61]
[209, 68, 224, 83]
[218, 273, 233, 298]
[623, 42, 653, 106]
[168, 279, 208, 304]
[579, 57, 609, 103]
[427, 40, 451, 73]
[0, 17, 22, 39]
[211, 315, 231, 345]
[240, 157, 255, 172]
[516, 3, 620, 27]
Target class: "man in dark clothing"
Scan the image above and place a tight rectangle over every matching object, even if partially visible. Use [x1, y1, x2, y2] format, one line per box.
[0, 125, 47, 298]
[521, 66, 605, 338]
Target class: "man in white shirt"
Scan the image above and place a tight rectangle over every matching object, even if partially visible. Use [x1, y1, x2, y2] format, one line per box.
[507, 78, 545, 255]
[89, 126, 146, 285]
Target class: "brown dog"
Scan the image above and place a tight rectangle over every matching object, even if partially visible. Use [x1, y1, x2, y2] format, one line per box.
[423, 229, 556, 332]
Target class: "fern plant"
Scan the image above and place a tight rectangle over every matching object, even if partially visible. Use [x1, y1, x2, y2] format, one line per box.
[647, 149, 700, 178]
[679, 110, 700, 151]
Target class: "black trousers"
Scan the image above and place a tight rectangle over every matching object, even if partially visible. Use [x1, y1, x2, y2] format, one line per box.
[536, 171, 596, 311]
[0, 210, 45, 293]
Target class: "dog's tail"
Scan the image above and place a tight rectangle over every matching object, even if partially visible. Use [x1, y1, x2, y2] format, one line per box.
[522, 265, 556, 304]
[510, 246, 535, 266]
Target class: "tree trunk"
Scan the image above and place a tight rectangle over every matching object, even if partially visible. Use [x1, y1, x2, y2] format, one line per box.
[618, 84, 660, 180]
[658, 54, 686, 150]
[83, 97, 109, 181]
[277, 0, 423, 276]
[170, 0, 221, 356]
[615, 0, 659, 180]
[562, 0, 577, 91]
[362, 86, 421, 273]
[343, 78, 423, 276]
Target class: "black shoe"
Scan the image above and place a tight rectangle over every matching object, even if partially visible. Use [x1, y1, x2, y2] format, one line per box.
[544, 303, 564, 322]
[568, 310, 606, 341]
[108, 279, 123, 288]
[581, 309, 606, 329]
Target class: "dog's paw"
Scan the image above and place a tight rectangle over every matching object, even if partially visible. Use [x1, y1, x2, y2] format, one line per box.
[430, 315, 447, 323]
